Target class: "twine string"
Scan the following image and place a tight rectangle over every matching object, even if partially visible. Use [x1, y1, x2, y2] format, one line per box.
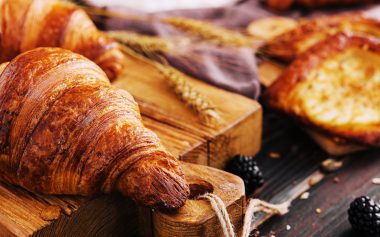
[212, 194, 236, 237]
[198, 193, 290, 237]
[241, 199, 256, 237]
[198, 193, 235, 237]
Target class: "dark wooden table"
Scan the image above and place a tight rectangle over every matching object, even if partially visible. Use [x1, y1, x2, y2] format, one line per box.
[252, 109, 380, 237]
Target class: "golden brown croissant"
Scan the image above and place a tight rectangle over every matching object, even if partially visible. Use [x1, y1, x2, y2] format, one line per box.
[266, 0, 377, 10]
[262, 12, 380, 62]
[0, 47, 189, 210]
[0, 0, 124, 80]
[263, 33, 380, 146]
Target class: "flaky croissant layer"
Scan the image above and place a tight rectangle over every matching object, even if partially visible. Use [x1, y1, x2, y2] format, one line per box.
[0, 47, 189, 210]
[0, 0, 124, 80]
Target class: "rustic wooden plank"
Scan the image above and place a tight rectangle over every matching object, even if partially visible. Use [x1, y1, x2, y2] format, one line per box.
[259, 148, 380, 237]
[142, 116, 209, 165]
[253, 111, 328, 199]
[239, 111, 328, 228]
[113, 52, 262, 168]
[0, 181, 82, 237]
[238, 109, 380, 236]
[209, 107, 262, 168]
[34, 195, 138, 237]
[0, 162, 245, 237]
[148, 162, 245, 237]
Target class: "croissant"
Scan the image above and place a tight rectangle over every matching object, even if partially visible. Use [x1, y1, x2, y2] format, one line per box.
[0, 47, 189, 210]
[263, 33, 380, 146]
[0, 0, 124, 80]
[266, 0, 377, 10]
[262, 12, 380, 62]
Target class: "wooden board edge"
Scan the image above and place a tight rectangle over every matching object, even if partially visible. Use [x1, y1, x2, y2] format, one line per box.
[209, 104, 263, 168]
[34, 195, 138, 237]
[145, 162, 246, 237]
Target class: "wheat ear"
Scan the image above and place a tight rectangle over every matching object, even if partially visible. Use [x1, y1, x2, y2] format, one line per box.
[107, 31, 171, 54]
[163, 17, 253, 47]
[156, 63, 222, 126]
[119, 45, 222, 127]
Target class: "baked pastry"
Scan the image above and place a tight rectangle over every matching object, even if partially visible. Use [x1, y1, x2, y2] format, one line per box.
[0, 47, 189, 210]
[262, 12, 380, 62]
[266, 0, 377, 10]
[246, 17, 298, 41]
[263, 33, 380, 146]
[266, 0, 294, 10]
[0, 0, 124, 80]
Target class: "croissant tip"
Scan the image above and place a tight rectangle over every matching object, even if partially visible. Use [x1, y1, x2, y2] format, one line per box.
[117, 160, 190, 211]
[96, 47, 125, 81]
[155, 180, 190, 211]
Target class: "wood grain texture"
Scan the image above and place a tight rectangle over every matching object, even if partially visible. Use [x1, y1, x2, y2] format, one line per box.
[245, 110, 328, 229]
[141, 116, 208, 165]
[0, 181, 82, 237]
[145, 162, 245, 237]
[258, 132, 380, 236]
[241, 109, 380, 236]
[113, 52, 262, 168]
[0, 162, 245, 237]
[34, 195, 138, 237]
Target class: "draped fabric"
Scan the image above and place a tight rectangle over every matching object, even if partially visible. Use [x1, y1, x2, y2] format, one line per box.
[91, 0, 380, 99]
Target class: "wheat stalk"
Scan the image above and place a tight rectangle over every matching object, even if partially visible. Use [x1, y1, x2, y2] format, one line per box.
[107, 31, 171, 55]
[163, 17, 253, 47]
[156, 63, 222, 126]
[119, 45, 221, 127]
[108, 31, 194, 61]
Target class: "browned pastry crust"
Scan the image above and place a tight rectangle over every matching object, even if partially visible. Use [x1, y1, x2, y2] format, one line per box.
[266, 0, 377, 10]
[262, 12, 380, 62]
[297, 0, 377, 8]
[0, 47, 189, 210]
[0, 0, 124, 80]
[266, 0, 294, 11]
[263, 33, 380, 146]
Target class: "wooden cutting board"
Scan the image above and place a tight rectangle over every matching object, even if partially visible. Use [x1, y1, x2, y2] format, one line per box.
[0, 52, 260, 236]
[0, 162, 245, 237]
[114, 51, 262, 168]
[139, 162, 245, 237]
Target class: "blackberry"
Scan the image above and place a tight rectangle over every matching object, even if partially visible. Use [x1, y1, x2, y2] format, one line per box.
[226, 155, 264, 194]
[348, 196, 380, 237]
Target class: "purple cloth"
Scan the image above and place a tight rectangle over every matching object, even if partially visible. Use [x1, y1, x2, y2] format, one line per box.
[91, 0, 380, 99]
